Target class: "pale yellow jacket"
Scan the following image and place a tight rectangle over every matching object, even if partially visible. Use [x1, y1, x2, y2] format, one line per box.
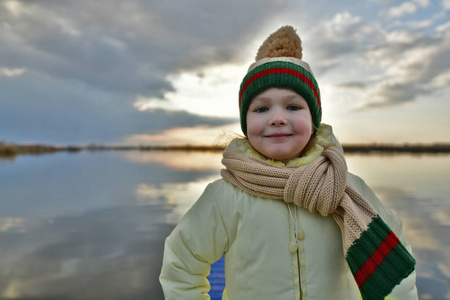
[159, 126, 418, 300]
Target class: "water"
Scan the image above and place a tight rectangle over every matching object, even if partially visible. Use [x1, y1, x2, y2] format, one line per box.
[0, 151, 449, 299]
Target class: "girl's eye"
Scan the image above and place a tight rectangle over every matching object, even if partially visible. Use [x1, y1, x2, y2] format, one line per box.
[255, 107, 268, 113]
[287, 105, 301, 111]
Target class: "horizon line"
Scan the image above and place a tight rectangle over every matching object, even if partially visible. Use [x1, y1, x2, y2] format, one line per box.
[2, 142, 450, 158]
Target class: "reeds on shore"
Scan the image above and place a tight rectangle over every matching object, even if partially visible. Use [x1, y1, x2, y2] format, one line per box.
[342, 143, 450, 154]
[2, 141, 450, 159]
[0, 142, 81, 159]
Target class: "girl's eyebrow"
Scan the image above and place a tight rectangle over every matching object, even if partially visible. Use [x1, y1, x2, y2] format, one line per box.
[251, 93, 304, 103]
[249, 97, 269, 106]
[282, 94, 303, 100]
[252, 95, 270, 102]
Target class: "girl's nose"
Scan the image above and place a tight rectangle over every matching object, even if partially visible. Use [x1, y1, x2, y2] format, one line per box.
[270, 109, 287, 126]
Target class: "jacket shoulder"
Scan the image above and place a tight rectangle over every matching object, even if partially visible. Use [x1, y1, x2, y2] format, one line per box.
[206, 178, 249, 204]
[208, 178, 240, 192]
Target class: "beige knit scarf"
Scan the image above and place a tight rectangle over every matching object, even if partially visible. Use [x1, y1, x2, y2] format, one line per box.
[221, 144, 416, 298]
[221, 146, 377, 253]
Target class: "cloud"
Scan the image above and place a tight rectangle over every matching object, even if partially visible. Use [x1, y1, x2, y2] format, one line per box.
[305, 9, 450, 110]
[442, 0, 450, 10]
[307, 12, 363, 58]
[2, 1, 449, 143]
[0, 72, 237, 144]
[382, 0, 430, 19]
[0, 0, 286, 144]
[305, 12, 385, 73]
[357, 20, 450, 108]
[431, 70, 450, 87]
[0, 0, 289, 99]
[386, 1, 417, 18]
[0, 67, 26, 77]
[414, 0, 431, 6]
[335, 81, 367, 89]
[354, 82, 428, 110]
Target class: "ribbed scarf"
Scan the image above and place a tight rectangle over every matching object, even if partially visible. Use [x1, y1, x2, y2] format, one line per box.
[221, 146, 415, 300]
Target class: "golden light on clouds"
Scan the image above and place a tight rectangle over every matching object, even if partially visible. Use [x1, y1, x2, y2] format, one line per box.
[0, 68, 27, 77]
[4, 0, 24, 16]
[0, 217, 26, 232]
[133, 64, 246, 119]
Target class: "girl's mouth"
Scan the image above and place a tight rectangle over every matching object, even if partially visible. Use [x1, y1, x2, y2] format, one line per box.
[266, 134, 292, 140]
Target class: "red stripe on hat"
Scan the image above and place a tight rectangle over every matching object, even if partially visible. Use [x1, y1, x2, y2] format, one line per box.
[239, 68, 321, 110]
[354, 231, 400, 288]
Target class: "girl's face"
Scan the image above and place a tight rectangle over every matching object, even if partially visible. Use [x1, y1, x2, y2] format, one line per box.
[246, 88, 313, 162]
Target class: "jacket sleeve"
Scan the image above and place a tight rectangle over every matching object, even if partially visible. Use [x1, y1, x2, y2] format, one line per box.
[356, 175, 419, 300]
[159, 182, 230, 300]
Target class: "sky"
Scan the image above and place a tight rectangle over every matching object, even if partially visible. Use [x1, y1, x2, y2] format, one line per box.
[1, 0, 449, 146]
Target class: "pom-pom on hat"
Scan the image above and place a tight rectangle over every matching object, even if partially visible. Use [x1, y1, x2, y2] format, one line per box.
[239, 26, 321, 136]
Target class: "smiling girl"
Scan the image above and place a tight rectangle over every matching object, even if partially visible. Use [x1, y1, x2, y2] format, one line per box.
[160, 26, 418, 300]
[246, 88, 313, 162]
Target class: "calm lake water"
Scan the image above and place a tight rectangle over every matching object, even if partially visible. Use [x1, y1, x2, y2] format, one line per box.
[0, 151, 449, 300]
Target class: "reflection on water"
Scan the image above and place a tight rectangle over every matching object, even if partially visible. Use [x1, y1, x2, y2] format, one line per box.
[0, 151, 449, 299]
[346, 154, 450, 300]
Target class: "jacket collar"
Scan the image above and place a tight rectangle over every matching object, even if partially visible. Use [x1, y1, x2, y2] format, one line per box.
[224, 124, 342, 167]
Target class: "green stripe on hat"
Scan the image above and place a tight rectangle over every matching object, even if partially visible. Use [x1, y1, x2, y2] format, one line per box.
[239, 61, 321, 136]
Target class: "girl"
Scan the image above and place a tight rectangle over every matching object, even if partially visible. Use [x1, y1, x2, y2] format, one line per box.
[160, 26, 418, 300]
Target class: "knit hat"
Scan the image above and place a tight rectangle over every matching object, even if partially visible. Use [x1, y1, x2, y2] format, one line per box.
[239, 26, 321, 136]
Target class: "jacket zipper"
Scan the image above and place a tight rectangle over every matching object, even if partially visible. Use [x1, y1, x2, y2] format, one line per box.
[297, 244, 303, 300]
[288, 204, 303, 300]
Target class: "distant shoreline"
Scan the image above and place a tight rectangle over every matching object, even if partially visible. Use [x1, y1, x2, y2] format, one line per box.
[2, 142, 450, 159]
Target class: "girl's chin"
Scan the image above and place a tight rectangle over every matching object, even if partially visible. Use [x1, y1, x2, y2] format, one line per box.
[262, 151, 303, 162]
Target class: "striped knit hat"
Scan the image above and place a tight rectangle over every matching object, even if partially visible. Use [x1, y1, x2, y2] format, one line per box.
[239, 26, 321, 136]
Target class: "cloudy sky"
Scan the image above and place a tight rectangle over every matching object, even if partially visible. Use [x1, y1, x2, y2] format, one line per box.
[1, 0, 449, 146]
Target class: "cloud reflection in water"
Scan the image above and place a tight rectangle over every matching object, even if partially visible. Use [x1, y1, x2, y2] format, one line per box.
[0, 151, 221, 300]
[0, 152, 449, 299]
[346, 154, 450, 300]
[0, 205, 174, 299]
